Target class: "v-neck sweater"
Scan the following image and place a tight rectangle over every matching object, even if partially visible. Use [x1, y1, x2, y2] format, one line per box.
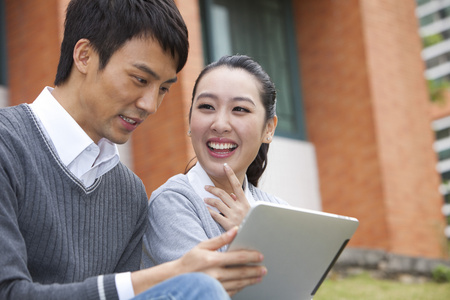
[0, 104, 148, 300]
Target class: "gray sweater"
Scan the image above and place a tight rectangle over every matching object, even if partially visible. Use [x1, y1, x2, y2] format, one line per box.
[0, 105, 148, 300]
[142, 174, 288, 268]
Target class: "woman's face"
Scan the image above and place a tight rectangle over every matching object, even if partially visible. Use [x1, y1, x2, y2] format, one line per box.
[190, 66, 275, 184]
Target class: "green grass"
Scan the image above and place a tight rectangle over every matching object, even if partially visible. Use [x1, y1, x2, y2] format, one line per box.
[313, 272, 450, 300]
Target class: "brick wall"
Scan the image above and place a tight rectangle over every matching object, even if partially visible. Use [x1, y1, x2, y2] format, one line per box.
[6, 0, 60, 105]
[293, 0, 446, 258]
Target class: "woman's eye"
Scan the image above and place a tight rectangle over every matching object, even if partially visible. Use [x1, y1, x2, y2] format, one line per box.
[233, 106, 250, 113]
[198, 104, 214, 110]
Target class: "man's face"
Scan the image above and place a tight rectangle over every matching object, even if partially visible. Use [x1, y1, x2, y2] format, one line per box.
[75, 37, 178, 144]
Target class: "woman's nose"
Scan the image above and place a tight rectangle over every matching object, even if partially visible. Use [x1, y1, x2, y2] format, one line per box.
[210, 112, 232, 134]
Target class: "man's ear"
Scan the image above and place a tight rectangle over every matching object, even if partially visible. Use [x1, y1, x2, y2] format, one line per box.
[263, 115, 278, 144]
[72, 39, 92, 74]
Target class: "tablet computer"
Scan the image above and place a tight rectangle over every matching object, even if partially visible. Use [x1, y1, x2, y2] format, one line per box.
[227, 202, 359, 300]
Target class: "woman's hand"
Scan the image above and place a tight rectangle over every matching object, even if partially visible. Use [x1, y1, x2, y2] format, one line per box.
[204, 163, 251, 230]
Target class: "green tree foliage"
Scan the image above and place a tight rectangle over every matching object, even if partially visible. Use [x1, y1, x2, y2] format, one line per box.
[428, 79, 450, 103]
[423, 33, 444, 48]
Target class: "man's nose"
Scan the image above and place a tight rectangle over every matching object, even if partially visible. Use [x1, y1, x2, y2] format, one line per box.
[136, 89, 160, 115]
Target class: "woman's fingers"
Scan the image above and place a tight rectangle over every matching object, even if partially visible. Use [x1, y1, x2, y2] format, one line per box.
[195, 226, 238, 251]
[204, 164, 251, 228]
[205, 185, 235, 207]
[208, 206, 234, 230]
[223, 163, 247, 202]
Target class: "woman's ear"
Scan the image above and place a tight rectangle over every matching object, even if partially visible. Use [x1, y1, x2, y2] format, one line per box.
[263, 115, 278, 144]
[72, 39, 92, 75]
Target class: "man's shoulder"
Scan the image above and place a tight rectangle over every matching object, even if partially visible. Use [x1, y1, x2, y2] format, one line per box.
[0, 104, 33, 133]
[0, 105, 36, 149]
[0, 103, 29, 117]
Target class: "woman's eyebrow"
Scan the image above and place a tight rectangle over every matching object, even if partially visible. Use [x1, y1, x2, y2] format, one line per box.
[196, 92, 218, 101]
[232, 96, 256, 107]
[196, 93, 256, 107]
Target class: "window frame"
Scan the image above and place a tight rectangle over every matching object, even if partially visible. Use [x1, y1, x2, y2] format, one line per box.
[200, 0, 307, 140]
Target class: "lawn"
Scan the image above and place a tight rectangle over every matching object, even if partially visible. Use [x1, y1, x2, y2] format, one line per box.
[313, 272, 450, 300]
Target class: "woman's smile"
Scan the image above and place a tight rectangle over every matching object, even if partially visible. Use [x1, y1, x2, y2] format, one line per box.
[207, 138, 239, 158]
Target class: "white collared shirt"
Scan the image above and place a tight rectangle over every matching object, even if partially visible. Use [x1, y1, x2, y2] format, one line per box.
[187, 162, 256, 210]
[29, 87, 119, 187]
[29, 87, 134, 300]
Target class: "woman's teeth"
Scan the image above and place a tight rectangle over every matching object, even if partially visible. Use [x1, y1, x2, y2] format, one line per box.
[208, 142, 237, 150]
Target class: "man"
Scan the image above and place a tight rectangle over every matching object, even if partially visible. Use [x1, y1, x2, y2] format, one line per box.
[0, 0, 266, 299]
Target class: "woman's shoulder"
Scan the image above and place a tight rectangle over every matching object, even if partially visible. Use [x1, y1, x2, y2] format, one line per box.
[150, 174, 191, 196]
[249, 184, 290, 206]
[148, 173, 213, 219]
[149, 173, 203, 205]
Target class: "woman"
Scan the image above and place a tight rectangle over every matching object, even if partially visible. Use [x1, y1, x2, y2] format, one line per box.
[142, 55, 288, 268]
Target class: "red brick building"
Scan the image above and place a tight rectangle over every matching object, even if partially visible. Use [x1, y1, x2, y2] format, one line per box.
[1, 0, 447, 259]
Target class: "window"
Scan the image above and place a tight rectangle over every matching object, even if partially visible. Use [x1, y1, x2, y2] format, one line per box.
[200, 0, 306, 139]
[426, 52, 450, 69]
[441, 6, 450, 18]
[420, 14, 436, 27]
[420, 8, 450, 27]
[436, 127, 450, 140]
[439, 149, 450, 161]
[416, 0, 431, 6]
[442, 170, 450, 181]
[445, 193, 450, 205]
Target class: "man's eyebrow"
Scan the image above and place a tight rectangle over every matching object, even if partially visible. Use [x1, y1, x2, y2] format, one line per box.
[133, 63, 178, 83]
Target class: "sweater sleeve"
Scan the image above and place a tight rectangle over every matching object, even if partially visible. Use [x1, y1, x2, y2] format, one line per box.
[0, 141, 117, 300]
[142, 180, 225, 268]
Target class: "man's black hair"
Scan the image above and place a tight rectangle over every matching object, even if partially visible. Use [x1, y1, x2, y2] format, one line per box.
[54, 0, 189, 86]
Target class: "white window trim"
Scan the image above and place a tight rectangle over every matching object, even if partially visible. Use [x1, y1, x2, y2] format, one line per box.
[0, 85, 7, 108]
[416, 0, 450, 18]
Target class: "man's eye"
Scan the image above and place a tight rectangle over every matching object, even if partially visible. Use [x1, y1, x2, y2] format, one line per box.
[136, 77, 147, 84]
[160, 87, 170, 94]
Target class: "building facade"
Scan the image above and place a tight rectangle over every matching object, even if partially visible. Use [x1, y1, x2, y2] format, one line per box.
[417, 0, 450, 82]
[417, 0, 450, 240]
[2, 0, 447, 259]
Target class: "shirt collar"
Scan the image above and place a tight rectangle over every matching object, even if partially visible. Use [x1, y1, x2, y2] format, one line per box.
[29, 86, 119, 167]
[187, 162, 255, 211]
